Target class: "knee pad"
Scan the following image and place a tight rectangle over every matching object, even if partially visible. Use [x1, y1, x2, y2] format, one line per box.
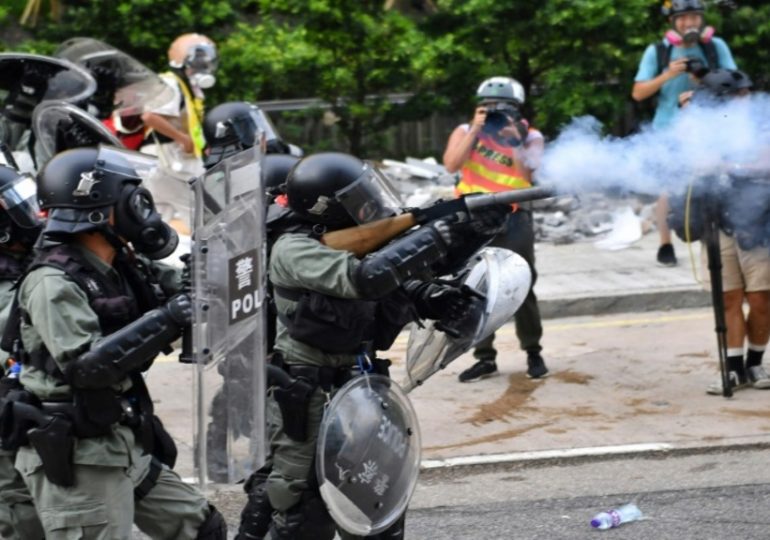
[196, 504, 228, 540]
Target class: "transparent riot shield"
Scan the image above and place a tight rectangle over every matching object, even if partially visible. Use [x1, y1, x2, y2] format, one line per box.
[55, 37, 175, 120]
[191, 146, 266, 485]
[0, 53, 96, 168]
[317, 375, 421, 536]
[32, 100, 123, 168]
[403, 247, 532, 392]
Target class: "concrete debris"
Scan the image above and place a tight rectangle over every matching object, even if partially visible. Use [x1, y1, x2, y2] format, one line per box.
[380, 157, 659, 247]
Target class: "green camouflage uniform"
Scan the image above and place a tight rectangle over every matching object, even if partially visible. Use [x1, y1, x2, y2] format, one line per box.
[0, 266, 44, 540]
[15, 245, 209, 540]
[266, 233, 362, 514]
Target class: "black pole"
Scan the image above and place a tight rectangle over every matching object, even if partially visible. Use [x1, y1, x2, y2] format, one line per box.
[702, 191, 732, 398]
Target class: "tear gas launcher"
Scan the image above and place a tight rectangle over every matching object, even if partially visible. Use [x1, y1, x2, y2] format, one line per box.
[322, 185, 556, 258]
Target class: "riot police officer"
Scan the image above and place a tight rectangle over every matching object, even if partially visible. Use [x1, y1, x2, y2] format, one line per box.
[237, 152, 508, 539]
[2, 146, 226, 539]
[203, 101, 303, 170]
[0, 165, 44, 539]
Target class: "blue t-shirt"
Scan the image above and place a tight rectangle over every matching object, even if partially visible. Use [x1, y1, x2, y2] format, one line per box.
[634, 37, 736, 130]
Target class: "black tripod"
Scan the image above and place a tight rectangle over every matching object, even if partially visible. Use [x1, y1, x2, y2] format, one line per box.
[701, 189, 732, 398]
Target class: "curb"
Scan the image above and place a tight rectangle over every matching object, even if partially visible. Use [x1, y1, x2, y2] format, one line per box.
[419, 437, 770, 476]
[538, 288, 711, 319]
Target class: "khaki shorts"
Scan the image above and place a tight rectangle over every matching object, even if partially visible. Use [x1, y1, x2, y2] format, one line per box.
[701, 232, 770, 292]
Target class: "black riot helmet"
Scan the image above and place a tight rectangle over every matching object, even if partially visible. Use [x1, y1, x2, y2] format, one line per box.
[692, 69, 753, 105]
[0, 165, 42, 247]
[203, 101, 301, 169]
[263, 154, 300, 199]
[37, 145, 178, 259]
[285, 152, 402, 229]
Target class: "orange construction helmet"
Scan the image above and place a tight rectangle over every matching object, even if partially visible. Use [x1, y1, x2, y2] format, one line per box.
[168, 33, 217, 71]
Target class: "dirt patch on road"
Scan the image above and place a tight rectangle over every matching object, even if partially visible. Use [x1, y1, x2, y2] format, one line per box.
[463, 373, 540, 426]
[551, 369, 593, 385]
[721, 408, 770, 419]
[424, 422, 550, 451]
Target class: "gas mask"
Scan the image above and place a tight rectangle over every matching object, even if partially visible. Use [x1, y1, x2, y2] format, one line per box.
[113, 184, 178, 259]
[188, 71, 216, 90]
[185, 43, 218, 90]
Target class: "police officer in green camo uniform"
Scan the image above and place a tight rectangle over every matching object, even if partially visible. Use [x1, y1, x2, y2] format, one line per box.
[2, 146, 227, 539]
[0, 165, 44, 539]
[237, 152, 509, 540]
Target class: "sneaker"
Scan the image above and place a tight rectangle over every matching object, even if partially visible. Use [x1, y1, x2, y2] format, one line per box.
[656, 243, 677, 266]
[747, 365, 770, 389]
[458, 360, 498, 382]
[706, 371, 750, 395]
[526, 353, 549, 379]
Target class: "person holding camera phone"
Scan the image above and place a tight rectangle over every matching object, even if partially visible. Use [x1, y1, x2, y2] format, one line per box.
[632, 0, 737, 267]
[443, 76, 548, 382]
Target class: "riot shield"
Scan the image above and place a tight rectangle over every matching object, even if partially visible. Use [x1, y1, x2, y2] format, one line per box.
[317, 374, 421, 536]
[403, 247, 532, 392]
[32, 100, 123, 168]
[55, 37, 175, 120]
[191, 145, 266, 485]
[0, 53, 96, 161]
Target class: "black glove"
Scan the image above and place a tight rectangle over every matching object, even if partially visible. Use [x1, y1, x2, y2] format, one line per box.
[430, 218, 462, 248]
[163, 293, 193, 327]
[407, 281, 471, 321]
[468, 203, 511, 236]
[179, 253, 192, 295]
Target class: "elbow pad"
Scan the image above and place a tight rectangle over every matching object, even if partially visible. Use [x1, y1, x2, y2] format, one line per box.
[352, 223, 449, 299]
[66, 294, 191, 389]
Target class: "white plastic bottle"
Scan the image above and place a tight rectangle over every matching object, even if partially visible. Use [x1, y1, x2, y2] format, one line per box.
[590, 503, 643, 530]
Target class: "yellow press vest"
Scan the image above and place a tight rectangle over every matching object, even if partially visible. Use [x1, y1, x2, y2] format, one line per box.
[455, 131, 532, 195]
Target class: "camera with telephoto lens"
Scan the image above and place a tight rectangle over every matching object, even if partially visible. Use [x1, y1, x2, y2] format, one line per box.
[684, 57, 708, 77]
[482, 103, 529, 145]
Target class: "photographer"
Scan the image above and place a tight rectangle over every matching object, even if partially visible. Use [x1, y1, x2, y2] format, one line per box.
[673, 69, 770, 394]
[632, 0, 737, 267]
[443, 76, 548, 382]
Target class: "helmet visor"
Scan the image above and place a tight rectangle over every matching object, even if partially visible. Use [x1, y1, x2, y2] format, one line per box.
[0, 173, 41, 229]
[186, 43, 218, 73]
[96, 144, 159, 182]
[335, 163, 402, 224]
[248, 107, 279, 143]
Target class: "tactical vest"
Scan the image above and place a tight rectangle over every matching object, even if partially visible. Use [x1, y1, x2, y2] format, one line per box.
[8, 245, 167, 378]
[456, 132, 532, 196]
[0, 251, 25, 282]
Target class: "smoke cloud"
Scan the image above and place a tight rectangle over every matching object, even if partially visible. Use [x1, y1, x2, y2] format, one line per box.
[535, 93, 770, 198]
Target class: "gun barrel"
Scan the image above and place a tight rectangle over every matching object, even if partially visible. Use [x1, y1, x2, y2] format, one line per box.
[464, 186, 556, 210]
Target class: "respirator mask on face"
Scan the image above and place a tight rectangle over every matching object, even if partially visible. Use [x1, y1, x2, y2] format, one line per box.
[665, 25, 714, 46]
[188, 71, 216, 89]
[113, 184, 179, 259]
[185, 43, 218, 89]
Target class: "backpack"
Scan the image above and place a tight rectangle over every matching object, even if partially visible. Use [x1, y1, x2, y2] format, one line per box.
[627, 39, 721, 135]
[653, 40, 720, 76]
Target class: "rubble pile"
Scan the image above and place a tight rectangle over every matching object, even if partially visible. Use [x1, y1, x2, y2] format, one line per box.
[380, 157, 658, 246]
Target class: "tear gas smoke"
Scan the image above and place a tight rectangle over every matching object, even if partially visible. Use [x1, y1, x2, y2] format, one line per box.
[535, 93, 770, 200]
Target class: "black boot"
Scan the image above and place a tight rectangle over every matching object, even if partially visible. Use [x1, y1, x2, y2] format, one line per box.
[236, 469, 273, 540]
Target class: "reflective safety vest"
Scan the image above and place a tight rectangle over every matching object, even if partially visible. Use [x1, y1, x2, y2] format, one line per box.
[456, 132, 532, 195]
[164, 72, 206, 158]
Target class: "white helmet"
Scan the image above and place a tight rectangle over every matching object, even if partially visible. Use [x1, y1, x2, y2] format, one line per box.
[476, 76, 525, 105]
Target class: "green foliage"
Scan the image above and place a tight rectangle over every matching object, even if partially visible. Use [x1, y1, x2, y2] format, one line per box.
[0, 0, 767, 155]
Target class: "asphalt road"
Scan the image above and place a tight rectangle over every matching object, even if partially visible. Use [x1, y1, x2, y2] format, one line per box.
[406, 446, 770, 539]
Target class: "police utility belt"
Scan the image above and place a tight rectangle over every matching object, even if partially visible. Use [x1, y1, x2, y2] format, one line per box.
[268, 352, 391, 443]
[0, 379, 174, 494]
